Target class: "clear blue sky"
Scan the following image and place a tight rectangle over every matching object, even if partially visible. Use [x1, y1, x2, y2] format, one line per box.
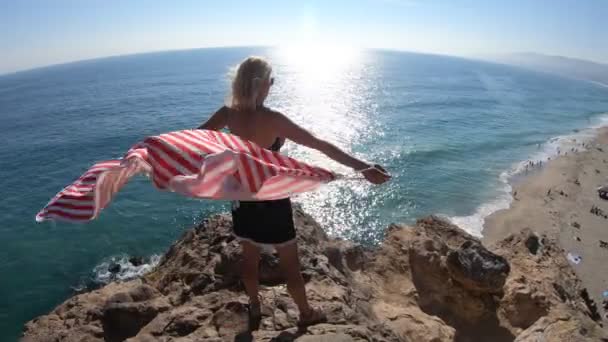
[1, 0, 606, 74]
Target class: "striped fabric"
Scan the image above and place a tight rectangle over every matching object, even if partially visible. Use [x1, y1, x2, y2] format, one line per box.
[36, 129, 336, 223]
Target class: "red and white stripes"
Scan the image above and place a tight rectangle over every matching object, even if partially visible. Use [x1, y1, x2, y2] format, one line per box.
[36, 129, 336, 223]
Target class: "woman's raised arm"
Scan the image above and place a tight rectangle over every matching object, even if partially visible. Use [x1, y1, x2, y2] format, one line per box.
[272, 112, 390, 184]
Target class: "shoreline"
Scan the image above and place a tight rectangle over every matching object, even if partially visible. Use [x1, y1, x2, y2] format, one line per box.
[483, 126, 608, 320]
[450, 114, 608, 237]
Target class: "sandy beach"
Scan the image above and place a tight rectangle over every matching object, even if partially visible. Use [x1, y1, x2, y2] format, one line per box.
[484, 127, 608, 320]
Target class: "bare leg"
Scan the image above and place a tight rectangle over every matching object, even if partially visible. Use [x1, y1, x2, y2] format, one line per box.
[276, 242, 312, 316]
[240, 241, 261, 304]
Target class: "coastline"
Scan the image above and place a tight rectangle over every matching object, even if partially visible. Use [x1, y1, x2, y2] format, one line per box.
[450, 115, 608, 238]
[483, 126, 608, 320]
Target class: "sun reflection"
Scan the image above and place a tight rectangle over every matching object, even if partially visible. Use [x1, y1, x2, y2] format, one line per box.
[267, 44, 384, 241]
[271, 43, 368, 163]
[276, 43, 362, 82]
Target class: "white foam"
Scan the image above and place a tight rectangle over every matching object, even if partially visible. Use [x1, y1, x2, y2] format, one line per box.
[450, 181, 512, 238]
[449, 113, 608, 237]
[590, 81, 608, 89]
[93, 254, 161, 284]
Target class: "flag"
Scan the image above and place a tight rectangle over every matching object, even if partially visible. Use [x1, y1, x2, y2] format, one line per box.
[36, 129, 336, 223]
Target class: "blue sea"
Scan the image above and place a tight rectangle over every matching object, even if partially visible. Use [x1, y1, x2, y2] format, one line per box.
[1, 47, 607, 340]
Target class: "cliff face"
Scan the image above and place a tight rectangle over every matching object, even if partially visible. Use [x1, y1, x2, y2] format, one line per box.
[22, 209, 607, 341]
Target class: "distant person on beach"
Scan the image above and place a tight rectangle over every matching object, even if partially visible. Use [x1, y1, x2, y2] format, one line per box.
[198, 56, 390, 329]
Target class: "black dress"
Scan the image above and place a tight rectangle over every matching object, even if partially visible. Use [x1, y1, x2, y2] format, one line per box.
[231, 138, 296, 246]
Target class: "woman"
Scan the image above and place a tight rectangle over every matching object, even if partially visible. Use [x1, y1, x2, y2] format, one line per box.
[198, 56, 390, 329]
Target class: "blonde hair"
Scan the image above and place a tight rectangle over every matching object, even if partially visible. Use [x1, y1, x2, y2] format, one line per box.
[231, 56, 272, 111]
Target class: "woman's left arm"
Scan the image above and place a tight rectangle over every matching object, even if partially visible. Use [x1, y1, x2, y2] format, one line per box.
[197, 106, 228, 130]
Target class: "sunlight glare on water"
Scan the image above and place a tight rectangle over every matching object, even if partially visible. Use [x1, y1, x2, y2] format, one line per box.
[267, 45, 390, 243]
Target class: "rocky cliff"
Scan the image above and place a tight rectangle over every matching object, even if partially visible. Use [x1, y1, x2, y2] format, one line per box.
[22, 208, 608, 341]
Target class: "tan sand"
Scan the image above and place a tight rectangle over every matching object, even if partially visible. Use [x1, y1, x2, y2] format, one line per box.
[484, 127, 608, 319]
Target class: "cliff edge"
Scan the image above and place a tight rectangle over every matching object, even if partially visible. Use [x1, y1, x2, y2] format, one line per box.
[22, 208, 607, 341]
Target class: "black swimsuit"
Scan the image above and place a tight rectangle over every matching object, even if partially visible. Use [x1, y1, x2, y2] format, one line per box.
[231, 138, 296, 246]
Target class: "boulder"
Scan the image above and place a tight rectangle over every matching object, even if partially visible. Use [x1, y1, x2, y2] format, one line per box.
[446, 240, 510, 293]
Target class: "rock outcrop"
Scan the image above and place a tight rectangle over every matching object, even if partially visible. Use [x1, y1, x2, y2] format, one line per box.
[22, 209, 608, 341]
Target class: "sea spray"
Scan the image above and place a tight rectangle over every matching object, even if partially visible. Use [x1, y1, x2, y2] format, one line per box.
[93, 254, 161, 284]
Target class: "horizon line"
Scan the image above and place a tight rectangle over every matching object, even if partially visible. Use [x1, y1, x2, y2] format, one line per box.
[1, 44, 606, 78]
[2, 44, 474, 77]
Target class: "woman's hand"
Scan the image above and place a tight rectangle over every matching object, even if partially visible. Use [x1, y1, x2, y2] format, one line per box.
[362, 164, 391, 184]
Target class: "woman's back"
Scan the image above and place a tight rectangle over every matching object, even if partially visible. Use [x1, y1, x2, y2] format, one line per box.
[222, 106, 281, 149]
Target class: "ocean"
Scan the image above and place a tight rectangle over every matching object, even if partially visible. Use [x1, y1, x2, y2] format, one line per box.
[1, 47, 607, 340]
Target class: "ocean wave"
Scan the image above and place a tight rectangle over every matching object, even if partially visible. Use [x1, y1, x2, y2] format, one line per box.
[590, 81, 608, 89]
[449, 112, 608, 237]
[391, 97, 501, 110]
[92, 254, 161, 285]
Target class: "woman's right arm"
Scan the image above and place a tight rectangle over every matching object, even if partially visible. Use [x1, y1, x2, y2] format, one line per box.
[273, 112, 390, 184]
